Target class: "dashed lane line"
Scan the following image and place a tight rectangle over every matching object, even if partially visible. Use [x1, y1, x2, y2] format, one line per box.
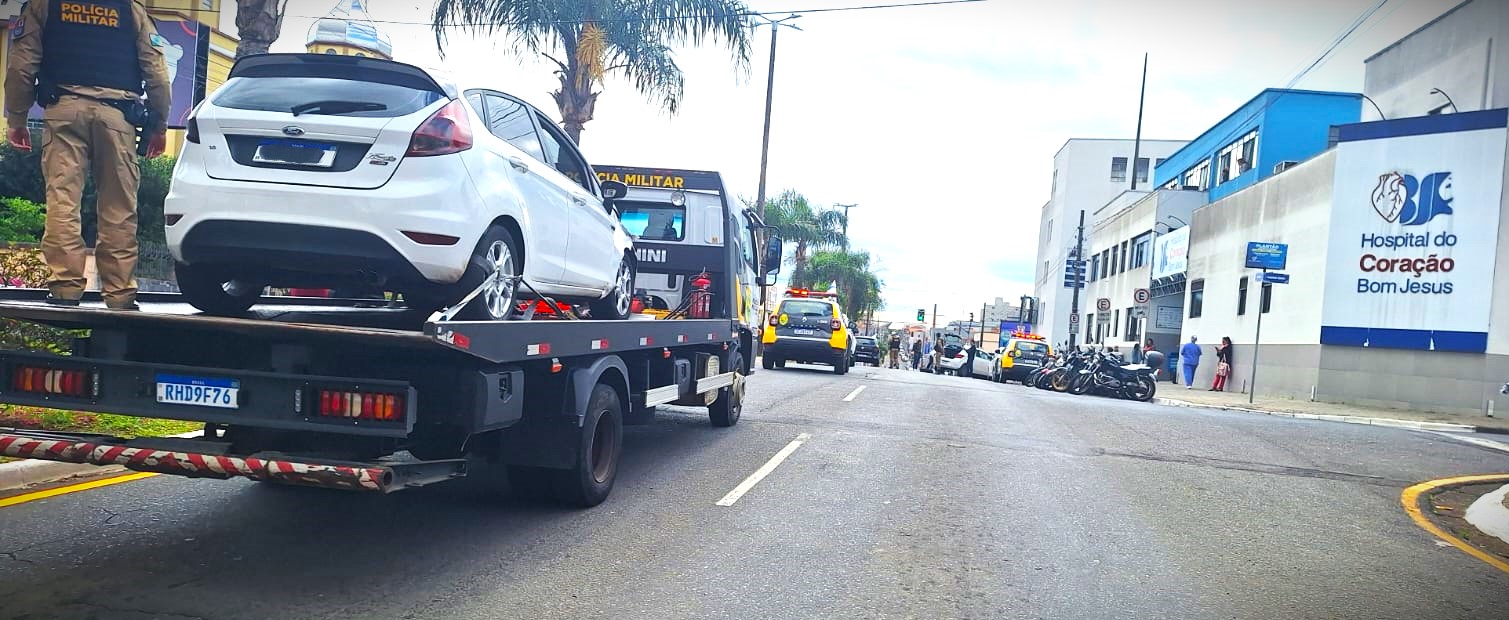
[715, 433, 812, 507]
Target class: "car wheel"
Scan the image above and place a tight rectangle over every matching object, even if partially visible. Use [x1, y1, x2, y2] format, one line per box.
[175, 261, 264, 315]
[589, 255, 635, 320]
[457, 225, 521, 321]
[762, 354, 775, 370]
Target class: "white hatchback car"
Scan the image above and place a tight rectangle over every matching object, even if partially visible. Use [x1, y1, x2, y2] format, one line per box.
[165, 54, 636, 320]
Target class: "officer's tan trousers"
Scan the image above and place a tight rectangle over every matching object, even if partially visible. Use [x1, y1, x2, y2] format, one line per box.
[41, 95, 139, 305]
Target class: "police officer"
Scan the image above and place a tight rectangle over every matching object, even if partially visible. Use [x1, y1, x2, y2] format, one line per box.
[5, 0, 171, 309]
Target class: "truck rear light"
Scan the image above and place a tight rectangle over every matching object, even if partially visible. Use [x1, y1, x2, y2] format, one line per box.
[406, 99, 472, 157]
[10, 366, 95, 398]
[317, 389, 404, 421]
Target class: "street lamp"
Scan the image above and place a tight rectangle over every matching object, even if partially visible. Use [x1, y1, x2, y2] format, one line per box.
[751, 13, 802, 219]
[836, 203, 857, 248]
[1428, 88, 1458, 114]
[1360, 94, 1387, 121]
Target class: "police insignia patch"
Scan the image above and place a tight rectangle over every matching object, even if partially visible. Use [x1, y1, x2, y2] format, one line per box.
[150, 33, 167, 48]
[9, 17, 24, 40]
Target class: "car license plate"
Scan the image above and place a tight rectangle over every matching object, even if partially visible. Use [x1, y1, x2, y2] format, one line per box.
[155, 374, 239, 409]
[793, 328, 815, 336]
[253, 140, 337, 167]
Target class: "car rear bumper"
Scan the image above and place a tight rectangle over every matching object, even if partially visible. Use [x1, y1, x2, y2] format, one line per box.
[764, 337, 845, 364]
[165, 148, 487, 285]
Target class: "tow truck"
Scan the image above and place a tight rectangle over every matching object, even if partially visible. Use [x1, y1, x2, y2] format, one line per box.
[0, 177, 784, 508]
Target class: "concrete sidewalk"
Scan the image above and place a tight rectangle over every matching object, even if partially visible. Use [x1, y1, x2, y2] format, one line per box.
[1155, 388, 1509, 434]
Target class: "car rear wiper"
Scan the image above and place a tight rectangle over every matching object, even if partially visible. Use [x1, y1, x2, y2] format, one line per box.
[290, 100, 388, 116]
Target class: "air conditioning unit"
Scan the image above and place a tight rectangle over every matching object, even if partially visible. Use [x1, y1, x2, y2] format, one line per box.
[1273, 160, 1300, 174]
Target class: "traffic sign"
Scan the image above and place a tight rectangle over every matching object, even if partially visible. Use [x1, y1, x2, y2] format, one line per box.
[1259, 272, 1290, 284]
[1069, 313, 1080, 326]
[1132, 306, 1149, 319]
[1132, 288, 1150, 305]
[1096, 298, 1111, 312]
[1245, 242, 1288, 270]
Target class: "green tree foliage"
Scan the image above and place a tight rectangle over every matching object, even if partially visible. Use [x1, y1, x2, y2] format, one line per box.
[432, 0, 752, 144]
[760, 190, 846, 287]
[0, 198, 44, 242]
[802, 249, 883, 320]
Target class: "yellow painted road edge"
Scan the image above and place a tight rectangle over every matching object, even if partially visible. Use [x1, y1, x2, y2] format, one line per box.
[1400, 473, 1509, 576]
[0, 472, 157, 509]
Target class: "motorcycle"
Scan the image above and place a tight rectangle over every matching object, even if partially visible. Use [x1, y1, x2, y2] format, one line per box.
[1050, 349, 1095, 393]
[1080, 351, 1158, 401]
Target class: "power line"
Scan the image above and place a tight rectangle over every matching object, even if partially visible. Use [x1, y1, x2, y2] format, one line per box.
[295, 0, 989, 27]
[1161, 0, 1390, 187]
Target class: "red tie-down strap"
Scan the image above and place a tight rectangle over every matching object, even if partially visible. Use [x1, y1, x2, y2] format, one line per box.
[0, 433, 391, 492]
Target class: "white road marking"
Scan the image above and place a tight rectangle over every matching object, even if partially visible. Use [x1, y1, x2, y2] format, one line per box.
[1429, 431, 1509, 455]
[842, 386, 867, 402]
[715, 433, 812, 507]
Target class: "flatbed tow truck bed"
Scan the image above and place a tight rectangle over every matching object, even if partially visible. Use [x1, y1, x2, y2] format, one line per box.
[0, 290, 751, 506]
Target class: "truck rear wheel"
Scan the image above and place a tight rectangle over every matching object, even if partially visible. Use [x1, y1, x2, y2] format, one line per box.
[552, 384, 623, 507]
[709, 347, 745, 427]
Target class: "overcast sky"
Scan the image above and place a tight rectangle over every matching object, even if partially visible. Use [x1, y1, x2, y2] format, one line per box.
[238, 0, 1459, 324]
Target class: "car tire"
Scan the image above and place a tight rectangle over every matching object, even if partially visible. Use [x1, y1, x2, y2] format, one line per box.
[833, 353, 848, 375]
[550, 384, 623, 508]
[456, 225, 522, 321]
[589, 255, 635, 320]
[762, 354, 775, 370]
[709, 346, 745, 427]
[175, 261, 264, 315]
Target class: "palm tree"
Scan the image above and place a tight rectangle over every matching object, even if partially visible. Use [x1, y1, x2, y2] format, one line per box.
[431, 0, 752, 144]
[760, 190, 846, 286]
[804, 249, 883, 321]
[235, 0, 290, 60]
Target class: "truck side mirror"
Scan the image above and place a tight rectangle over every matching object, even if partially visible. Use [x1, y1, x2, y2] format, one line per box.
[760, 236, 784, 286]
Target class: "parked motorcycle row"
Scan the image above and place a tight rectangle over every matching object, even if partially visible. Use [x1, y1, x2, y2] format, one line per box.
[1022, 348, 1158, 402]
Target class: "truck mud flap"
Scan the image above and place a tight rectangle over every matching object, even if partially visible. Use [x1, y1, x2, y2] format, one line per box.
[0, 431, 463, 493]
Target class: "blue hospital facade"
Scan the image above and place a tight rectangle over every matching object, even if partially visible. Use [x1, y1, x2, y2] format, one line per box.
[1153, 89, 1363, 202]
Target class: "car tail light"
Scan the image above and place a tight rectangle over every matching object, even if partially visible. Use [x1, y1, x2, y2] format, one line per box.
[318, 389, 404, 421]
[185, 118, 200, 144]
[10, 366, 95, 398]
[830, 319, 843, 331]
[407, 99, 472, 157]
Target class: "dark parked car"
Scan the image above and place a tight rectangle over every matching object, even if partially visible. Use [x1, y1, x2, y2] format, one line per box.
[854, 336, 881, 366]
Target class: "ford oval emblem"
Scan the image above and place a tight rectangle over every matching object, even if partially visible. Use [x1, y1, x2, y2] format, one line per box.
[282, 126, 306, 137]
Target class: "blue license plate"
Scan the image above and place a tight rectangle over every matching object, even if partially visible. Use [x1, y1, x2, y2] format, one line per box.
[155, 374, 240, 409]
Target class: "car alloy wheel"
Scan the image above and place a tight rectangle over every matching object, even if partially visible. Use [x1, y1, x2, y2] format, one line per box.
[612, 261, 632, 316]
[481, 239, 517, 320]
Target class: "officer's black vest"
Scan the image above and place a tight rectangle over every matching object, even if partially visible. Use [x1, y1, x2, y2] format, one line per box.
[40, 0, 143, 94]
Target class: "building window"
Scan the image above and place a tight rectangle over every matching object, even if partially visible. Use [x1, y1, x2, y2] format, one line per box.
[1216, 130, 1258, 184]
[1134, 157, 1150, 185]
[1119, 240, 1130, 272]
[1101, 249, 1110, 277]
[1090, 255, 1100, 281]
[1261, 282, 1273, 313]
[1181, 160, 1210, 191]
[1126, 307, 1139, 342]
[1132, 233, 1151, 268]
[1052, 169, 1059, 194]
[1110, 157, 1128, 182]
[1113, 309, 1120, 337]
[1237, 276, 1248, 316]
[1189, 279, 1205, 318]
[1217, 152, 1232, 184]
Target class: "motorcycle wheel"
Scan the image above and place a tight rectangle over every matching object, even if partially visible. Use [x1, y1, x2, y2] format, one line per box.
[1049, 371, 1071, 392]
[1069, 375, 1094, 395]
[1127, 375, 1157, 402]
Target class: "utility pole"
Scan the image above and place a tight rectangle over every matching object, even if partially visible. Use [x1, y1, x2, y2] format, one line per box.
[752, 14, 802, 218]
[980, 302, 988, 348]
[931, 303, 937, 337]
[1129, 52, 1148, 191]
[1069, 210, 1085, 349]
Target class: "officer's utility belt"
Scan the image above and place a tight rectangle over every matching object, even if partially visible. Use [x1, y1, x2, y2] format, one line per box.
[53, 90, 158, 157]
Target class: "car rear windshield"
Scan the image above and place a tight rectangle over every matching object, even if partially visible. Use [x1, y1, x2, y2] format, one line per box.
[213, 77, 445, 118]
[619, 202, 686, 241]
[857, 337, 877, 345]
[779, 300, 832, 317]
[1015, 341, 1048, 355]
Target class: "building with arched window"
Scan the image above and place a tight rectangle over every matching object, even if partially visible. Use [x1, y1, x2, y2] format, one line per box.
[306, 0, 393, 60]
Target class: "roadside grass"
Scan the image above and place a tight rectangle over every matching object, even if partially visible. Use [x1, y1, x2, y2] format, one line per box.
[0, 404, 201, 463]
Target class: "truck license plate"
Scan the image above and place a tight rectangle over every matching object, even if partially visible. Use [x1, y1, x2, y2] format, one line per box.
[155, 374, 239, 409]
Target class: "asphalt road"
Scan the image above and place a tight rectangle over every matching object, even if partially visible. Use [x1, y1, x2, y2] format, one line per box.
[2, 365, 1508, 619]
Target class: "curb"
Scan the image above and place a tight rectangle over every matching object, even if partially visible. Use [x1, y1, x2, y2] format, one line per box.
[1153, 397, 1479, 433]
[0, 430, 201, 493]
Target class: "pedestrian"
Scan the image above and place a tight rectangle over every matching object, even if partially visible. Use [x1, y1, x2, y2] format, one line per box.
[888, 332, 902, 369]
[920, 337, 933, 372]
[910, 337, 923, 371]
[1131, 342, 1144, 364]
[5, 0, 171, 310]
[1211, 336, 1234, 392]
[1143, 338, 1165, 380]
[1179, 336, 1202, 389]
[962, 343, 976, 378]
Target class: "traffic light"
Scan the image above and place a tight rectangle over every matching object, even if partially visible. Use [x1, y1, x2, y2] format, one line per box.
[916, 308, 925, 321]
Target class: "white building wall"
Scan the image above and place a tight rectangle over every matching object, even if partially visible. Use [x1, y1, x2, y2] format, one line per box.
[1034, 139, 1189, 344]
[1362, 0, 1507, 120]
[1084, 189, 1205, 351]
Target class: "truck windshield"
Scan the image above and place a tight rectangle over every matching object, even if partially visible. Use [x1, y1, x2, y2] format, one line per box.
[619, 202, 686, 241]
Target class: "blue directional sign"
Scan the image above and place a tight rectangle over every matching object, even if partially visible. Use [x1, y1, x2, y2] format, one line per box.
[1259, 272, 1290, 284]
[1245, 242, 1288, 270]
[1062, 259, 1085, 288]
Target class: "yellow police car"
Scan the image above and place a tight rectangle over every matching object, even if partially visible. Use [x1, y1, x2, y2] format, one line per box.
[761, 289, 854, 375]
[995, 332, 1052, 383]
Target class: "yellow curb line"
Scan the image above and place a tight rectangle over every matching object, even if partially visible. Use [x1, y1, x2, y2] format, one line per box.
[0, 472, 157, 509]
[1400, 473, 1509, 576]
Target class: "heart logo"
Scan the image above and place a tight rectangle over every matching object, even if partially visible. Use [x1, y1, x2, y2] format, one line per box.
[1371, 172, 1405, 223]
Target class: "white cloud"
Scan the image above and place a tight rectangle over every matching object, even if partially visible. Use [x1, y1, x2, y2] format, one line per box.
[245, 0, 1461, 323]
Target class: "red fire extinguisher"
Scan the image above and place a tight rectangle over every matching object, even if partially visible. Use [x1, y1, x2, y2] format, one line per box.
[689, 270, 712, 319]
